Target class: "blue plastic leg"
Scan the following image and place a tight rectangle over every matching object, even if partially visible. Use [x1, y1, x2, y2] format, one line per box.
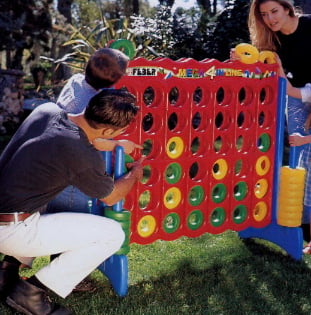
[97, 254, 129, 297]
[239, 223, 303, 260]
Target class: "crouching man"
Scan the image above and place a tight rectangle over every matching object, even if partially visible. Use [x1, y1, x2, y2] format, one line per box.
[0, 88, 144, 314]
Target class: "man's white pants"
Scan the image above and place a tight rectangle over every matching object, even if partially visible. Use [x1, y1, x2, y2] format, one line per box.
[0, 212, 125, 298]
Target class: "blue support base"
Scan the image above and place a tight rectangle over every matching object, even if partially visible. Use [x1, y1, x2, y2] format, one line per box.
[239, 223, 304, 260]
[98, 254, 129, 297]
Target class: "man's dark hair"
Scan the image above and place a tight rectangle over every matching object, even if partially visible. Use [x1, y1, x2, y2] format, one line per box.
[85, 48, 129, 90]
[84, 89, 139, 129]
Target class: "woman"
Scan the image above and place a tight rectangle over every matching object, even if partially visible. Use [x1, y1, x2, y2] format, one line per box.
[248, 0, 311, 252]
[249, 0, 311, 89]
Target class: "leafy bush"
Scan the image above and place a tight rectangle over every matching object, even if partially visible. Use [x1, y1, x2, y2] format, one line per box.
[0, 0, 52, 70]
[49, 1, 254, 73]
[204, 0, 251, 61]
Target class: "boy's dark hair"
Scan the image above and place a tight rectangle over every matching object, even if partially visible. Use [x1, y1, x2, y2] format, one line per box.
[85, 48, 129, 90]
[84, 89, 139, 129]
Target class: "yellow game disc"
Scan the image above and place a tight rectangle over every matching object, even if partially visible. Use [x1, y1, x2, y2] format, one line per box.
[166, 137, 185, 159]
[253, 201, 268, 221]
[254, 178, 268, 199]
[137, 215, 157, 238]
[235, 43, 259, 64]
[164, 187, 182, 209]
[255, 156, 271, 176]
[212, 158, 229, 180]
[259, 51, 277, 64]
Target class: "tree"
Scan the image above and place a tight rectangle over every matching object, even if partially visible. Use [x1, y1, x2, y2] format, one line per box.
[58, 0, 74, 23]
[0, 0, 53, 70]
[70, 0, 153, 21]
[203, 0, 250, 61]
[0, 0, 53, 136]
[295, 0, 311, 13]
[170, 7, 209, 60]
[197, 0, 212, 15]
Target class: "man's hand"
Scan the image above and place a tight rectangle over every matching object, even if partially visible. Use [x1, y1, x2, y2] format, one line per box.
[101, 156, 146, 206]
[126, 156, 146, 182]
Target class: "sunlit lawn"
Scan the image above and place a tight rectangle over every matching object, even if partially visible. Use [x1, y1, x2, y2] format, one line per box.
[1, 230, 311, 315]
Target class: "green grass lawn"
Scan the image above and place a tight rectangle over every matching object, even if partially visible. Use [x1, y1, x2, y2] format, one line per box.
[1, 230, 311, 315]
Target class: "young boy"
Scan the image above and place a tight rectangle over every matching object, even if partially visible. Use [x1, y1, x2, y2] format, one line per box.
[281, 67, 311, 254]
[48, 48, 142, 214]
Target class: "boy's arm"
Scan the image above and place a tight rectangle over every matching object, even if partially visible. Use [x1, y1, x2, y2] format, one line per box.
[289, 133, 311, 146]
[92, 138, 143, 154]
[305, 113, 311, 131]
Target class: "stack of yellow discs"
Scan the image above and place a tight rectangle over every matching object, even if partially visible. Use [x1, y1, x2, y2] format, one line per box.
[278, 166, 306, 227]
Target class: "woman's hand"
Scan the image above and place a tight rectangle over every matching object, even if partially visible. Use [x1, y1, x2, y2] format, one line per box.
[229, 48, 239, 61]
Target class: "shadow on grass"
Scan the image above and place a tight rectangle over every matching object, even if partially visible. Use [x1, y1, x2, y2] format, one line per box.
[69, 240, 311, 315]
